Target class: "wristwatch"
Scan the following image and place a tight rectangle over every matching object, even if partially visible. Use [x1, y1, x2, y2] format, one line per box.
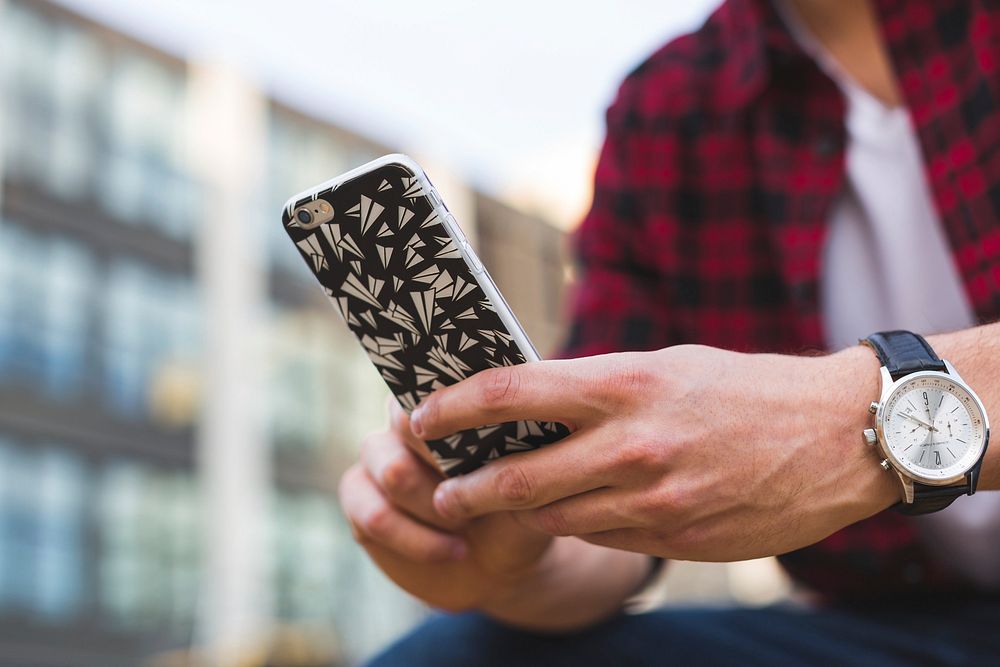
[861, 330, 990, 515]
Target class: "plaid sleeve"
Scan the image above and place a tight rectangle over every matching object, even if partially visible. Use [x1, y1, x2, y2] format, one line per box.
[557, 87, 680, 360]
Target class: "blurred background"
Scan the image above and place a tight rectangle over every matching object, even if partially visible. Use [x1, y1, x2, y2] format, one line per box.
[0, 0, 794, 665]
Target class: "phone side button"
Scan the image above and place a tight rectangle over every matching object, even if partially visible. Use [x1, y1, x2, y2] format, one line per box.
[444, 214, 467, 244]
[460, 240, 484, 274]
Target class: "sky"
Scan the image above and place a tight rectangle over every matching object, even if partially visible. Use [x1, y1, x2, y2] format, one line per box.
[56, 0, 720, 227]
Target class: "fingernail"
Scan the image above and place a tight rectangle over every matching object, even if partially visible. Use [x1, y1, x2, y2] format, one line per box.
[410, 406, 425, 436]
[449, 540, 467, 561]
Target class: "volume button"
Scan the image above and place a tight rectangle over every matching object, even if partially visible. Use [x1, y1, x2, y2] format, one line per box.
[461, 240, 484, 273]
[444, 214, 467, 244]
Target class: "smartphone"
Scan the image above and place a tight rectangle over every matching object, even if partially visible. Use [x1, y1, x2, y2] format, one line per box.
[281, 154, 569, 476]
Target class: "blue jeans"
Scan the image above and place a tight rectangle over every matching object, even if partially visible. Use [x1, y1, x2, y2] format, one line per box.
[369, 600, 1000, 666]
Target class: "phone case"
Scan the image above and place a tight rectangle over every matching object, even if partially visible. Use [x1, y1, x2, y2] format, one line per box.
[281, 155, 569, 476]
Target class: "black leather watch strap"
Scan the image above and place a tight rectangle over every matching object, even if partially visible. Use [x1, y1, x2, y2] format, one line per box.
[863, 330, 946, 380]
[895, 481, 970, 516]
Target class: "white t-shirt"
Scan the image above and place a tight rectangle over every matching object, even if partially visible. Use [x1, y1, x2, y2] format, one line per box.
[777, 1, 1000, 587]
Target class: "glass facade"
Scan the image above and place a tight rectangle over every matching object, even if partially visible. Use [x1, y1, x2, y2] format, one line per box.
[0, 440, 86, 622]
[0, 437, 199, 634]
[0, 0, 416, 662]
[0, 1, 568, 663]
[270, 492, 343, 622]
[267, 306, 388, 454]
[103, 260, 200, 421]
[100, 55, 195, 239]
[0, 221, 200, 420]
[0, 2, 208, 660]
[1, 1, 200, 239]
[98, 461, 199, 631]
[0, 223, 94, 397]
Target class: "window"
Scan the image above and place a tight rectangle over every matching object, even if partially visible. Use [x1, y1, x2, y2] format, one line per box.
[0, 224, 47, 379]
[0, 223, 93, 396]
[267, 307, 387, 454]
[34, 447, 87, 620]
[270, 492, 341, 622]
[97, 50, 195, 238]
[98, 460, 199, 630]
[47, 23, 104, 200]
[270, 490, 427, 660]
[41, 239, 94, 395]
[267, 311, 338, 452]
[266, 114, 350, 272]
[103, 261, 201, 421]
[0, 439, 86, 621]
[97, 462, 145, 626]
[0, 4, 58, 185]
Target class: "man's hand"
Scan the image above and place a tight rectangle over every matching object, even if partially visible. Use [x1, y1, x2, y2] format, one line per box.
[339, 401, 553, 612]
[410, 344, 901, 562]
[340, 400, 657, 630]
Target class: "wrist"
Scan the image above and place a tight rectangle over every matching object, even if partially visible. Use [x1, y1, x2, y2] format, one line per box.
[477, 533, 560, 614]
[480, 538, 650, 632]
[826, 345, 901, 514]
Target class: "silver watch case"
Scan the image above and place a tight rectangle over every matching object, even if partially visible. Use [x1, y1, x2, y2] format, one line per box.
[871, 361, 991, 503]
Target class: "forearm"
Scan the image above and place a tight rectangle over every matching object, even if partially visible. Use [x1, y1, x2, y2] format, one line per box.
[480, 537, 654, 632]
[928, 322, 1000, 489]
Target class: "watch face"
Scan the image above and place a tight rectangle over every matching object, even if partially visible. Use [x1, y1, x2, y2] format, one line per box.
[880, 372, 988, 483]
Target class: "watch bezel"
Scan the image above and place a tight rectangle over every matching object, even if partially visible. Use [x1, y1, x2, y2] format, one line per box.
[874, 368, 990, 486]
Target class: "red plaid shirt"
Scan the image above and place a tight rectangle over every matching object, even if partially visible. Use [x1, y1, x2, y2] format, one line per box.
[560, 0, 1000, 604]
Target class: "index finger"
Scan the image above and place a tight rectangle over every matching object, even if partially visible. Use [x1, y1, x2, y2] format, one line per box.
[409, 359, 599, 441]
[431, 428, 610, 520]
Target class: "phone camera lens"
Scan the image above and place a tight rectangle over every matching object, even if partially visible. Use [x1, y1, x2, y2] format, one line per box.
[296, 209, 313, 225]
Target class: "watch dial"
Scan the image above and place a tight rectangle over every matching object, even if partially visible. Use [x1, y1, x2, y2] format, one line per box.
[882, 373, 988, 482]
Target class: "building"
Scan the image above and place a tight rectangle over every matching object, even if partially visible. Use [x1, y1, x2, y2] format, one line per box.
[0, 0, 571, 664]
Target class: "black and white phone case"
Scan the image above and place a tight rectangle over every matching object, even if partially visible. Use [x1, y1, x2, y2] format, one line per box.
[282, 154, 568, 476]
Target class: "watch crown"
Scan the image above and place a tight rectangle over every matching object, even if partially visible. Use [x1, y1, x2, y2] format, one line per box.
[863, 428, 877, 446]
[880, 459, 891, 471]
[869, 401, 880, 415]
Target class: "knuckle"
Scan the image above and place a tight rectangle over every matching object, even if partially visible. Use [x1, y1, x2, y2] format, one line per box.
[480, 367, 521, 409]
[415, 540, 452, 564]
[618, 431, 664, 470]
[599, 353, 654, 401]
[630, 499, 660, 527]
[652, 480, 692, 517]
[360, 504, 394, 540]
[337, 464, 363, 506]
[533, 505, 572, 536]
[348, 520, 371, 546]
[380, 451, 417, 496]
[494, 462, 535, 505]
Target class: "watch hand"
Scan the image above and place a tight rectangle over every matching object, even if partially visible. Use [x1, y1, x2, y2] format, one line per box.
[901, 412, 938, 432]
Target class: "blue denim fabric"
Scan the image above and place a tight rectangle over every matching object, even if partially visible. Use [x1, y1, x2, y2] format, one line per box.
[369, 600, 1000, 666]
